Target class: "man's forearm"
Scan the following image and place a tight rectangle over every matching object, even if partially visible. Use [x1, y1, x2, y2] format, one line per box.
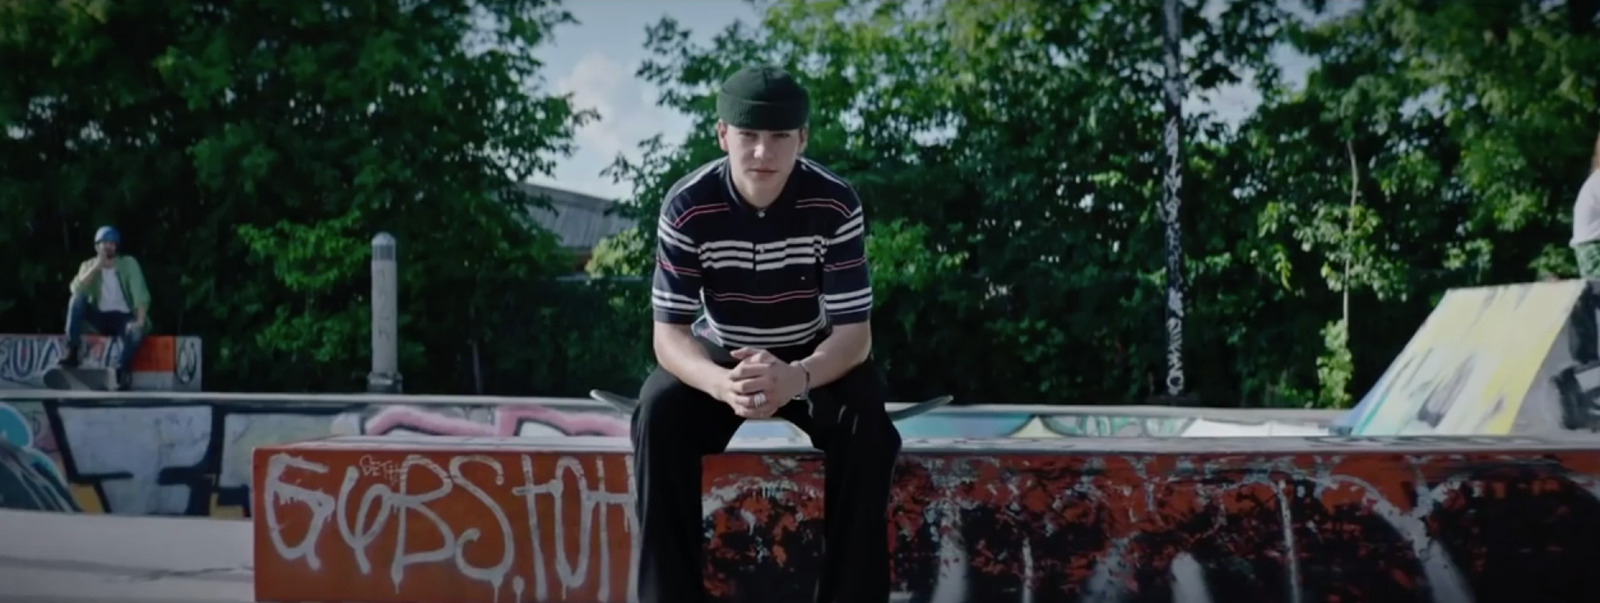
[797, 322, 872, 389]
[70, 269, 96, 293]
[653, 322, 727, 396]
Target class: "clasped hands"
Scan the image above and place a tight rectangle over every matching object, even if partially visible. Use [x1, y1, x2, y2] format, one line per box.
[715, 347, 807, 419]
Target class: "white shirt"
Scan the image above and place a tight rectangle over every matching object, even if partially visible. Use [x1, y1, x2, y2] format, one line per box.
[97, 267, 131, 313]
[1572, 170, 1600, 246]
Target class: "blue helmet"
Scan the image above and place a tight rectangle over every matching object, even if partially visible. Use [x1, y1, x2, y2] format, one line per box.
[94, 226, 120, 245]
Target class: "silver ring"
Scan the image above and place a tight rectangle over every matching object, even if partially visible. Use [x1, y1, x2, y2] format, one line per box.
[753, 392, 767, 406]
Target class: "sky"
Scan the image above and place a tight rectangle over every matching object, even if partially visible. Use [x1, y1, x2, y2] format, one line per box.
[525, 1, 756, 201]
[527, 1, 1327, 202]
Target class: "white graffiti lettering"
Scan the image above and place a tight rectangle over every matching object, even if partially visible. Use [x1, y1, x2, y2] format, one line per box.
[386, 456, 456, 589]
[451, 455, 515, 595]
[263, 454, 338, 571]
[261, 452, 635, 601]
[510, 455, 631, 601]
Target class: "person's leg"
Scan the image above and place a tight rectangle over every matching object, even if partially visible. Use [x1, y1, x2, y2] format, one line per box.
[775, 358, 902, 603]
[60, 295, 92, 366]
[632, 343, 746, 603]
[81, 310, 133, 388]
[1576, 241, 1600, 280]
[85, 310, 129, 359]
[114, 314, 145, 376]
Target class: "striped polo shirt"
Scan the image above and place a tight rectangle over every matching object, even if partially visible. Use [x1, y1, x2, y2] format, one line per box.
[651, 156, 872, 353]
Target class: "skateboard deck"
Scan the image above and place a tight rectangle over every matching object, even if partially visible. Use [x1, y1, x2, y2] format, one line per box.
[589, 389, 954, 422]
[42, 366, 114, 391]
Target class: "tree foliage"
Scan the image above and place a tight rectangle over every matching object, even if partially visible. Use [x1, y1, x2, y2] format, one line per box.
[603, 0, 1600, 407]
[5, 0, 1598, 406]
[0, 0, 651, 395]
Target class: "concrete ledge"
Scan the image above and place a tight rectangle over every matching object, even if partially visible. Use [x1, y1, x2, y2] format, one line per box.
[267, 431, 1597, 454]
[255, 434, 1600, 602]
[0, 334, 203, 391]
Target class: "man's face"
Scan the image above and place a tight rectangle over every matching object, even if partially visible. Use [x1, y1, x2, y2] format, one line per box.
[717, 122, 808, 197]
[97, 241, 117, 257]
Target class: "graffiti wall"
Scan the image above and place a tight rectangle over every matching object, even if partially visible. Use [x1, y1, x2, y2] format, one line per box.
[0, 334, 203, 391]
[1551, 281, 1600, 431]
[0, 398, 1334, 517]
[253, 434, 1600, 603]
[0, 404, 77, 512]
[0, 399, 622, 516]
[1338, 281, 1586, 435]
[896, 408, 1332, 439]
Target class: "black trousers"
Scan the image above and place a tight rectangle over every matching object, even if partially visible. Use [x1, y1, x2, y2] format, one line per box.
[630, 337, 903, 603]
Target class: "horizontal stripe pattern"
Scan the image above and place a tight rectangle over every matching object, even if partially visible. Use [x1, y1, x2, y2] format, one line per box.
[702, 313, 827, 348]
[699, 236, 824, 271]
[651, 157, 873, 349]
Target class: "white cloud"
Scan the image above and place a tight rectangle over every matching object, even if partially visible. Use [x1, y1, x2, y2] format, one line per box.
[530, 2, 749, 200]
[557, 52, 635, 161]
[539, 51, 697, 200]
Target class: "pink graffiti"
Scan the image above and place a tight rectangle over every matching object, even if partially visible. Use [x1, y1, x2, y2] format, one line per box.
[360, 404, 628, 437]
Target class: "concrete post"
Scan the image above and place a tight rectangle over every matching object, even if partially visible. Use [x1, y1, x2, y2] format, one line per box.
[368, 232, 402, 393]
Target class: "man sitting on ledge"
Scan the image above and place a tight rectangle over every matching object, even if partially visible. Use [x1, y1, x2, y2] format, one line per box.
[59, 225, 150, 390]
[631, 64, 903, 603]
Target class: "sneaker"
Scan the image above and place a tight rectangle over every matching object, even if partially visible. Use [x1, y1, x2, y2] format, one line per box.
[111, 369, 130, 391]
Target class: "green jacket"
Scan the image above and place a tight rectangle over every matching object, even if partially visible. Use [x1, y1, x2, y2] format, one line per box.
[69, 256, 152, 328]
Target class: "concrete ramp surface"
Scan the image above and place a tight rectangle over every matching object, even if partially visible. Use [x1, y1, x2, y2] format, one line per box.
[1340, 280, 1600, 435]
[0, 508, 252, 602]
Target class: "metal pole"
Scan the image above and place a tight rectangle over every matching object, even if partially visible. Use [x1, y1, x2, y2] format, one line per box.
[368, 232, 402, 393]
[1161, 0, 1187, 398]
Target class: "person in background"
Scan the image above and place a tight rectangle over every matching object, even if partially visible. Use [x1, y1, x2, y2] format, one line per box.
[1572, 129, 1600, 279]
[59, 225, 150, 390]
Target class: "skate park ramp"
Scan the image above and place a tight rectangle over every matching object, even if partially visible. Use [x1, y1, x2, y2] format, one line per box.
[1335, 280, 1600, 436]
[0, 507, 253, 602]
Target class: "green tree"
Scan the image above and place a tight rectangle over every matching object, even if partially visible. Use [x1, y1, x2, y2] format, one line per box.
[1238, 0, 1600, 405]
[0, 0, 630, 393]
[604, 0, 1600, 407]
[605, 0, 1294, 405]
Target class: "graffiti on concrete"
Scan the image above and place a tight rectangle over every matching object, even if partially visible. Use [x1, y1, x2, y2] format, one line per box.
[13, 398, 1329, 517]
[1041, 414, 1191, 437]
[348, 404, 628, 437]
[258, 450, 636, 603]
[12, 400, 632, 516]
[1555, 282, 1600, 431]
[0, 402, 77, 511]
[1341, 281, 1584, 435]
[0, 336, 62, 387]
[887, 410, 1328, 440]
[55, 404, 213, 515]
[0, 402, 66, 487]
[0, 334, 203, 391]
[176, 336, 203, 387]
[0, 439, 78, 511]
[252, 437, 1600, 603]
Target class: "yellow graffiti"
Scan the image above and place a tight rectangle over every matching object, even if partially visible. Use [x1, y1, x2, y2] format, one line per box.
[1352, 281, 1582, 436]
